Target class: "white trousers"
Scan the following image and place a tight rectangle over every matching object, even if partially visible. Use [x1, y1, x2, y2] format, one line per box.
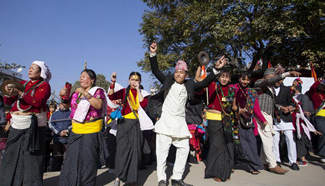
[272, 130, 297, 165]
[257, 112, 277, 168]
[156, 133, 190, 181]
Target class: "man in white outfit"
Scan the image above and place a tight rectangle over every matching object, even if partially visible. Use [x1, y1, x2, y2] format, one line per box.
[148, 42, 222, 186]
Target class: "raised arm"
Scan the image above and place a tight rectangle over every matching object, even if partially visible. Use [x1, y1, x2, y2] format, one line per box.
[108, 88, 124, 101]
[255, 71, 300, 88]
[194, 55, 227, 90]
[149, 42, 166, 84]
[20, 82, 51, 108]
[75, 88, 104, 110]
[194, 72, 216, 90]
[108, 72, 117, 96]
[255, 74, 283, 88]
[3, 80, 26, 106]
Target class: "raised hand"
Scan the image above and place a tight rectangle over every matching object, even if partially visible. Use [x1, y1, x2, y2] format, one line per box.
[214, 55, 227, 69]
[59, 87, 68, 97]
[150, 42, 157, 53]
[111, 72, 117, 83]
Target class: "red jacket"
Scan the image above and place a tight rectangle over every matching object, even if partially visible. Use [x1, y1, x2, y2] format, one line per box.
[307, 81, 325, 110]
[4, 80, 51, 113]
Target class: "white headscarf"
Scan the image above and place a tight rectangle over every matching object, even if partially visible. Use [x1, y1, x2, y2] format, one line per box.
[32, 60, 52, 82]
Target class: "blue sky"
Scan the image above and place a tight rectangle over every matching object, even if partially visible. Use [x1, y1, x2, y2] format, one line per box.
[0, 0, 153, 94]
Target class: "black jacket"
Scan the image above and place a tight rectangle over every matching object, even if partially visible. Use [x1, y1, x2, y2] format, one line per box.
[185, 92, 205, 125]
[149, 55, 216, 104]
[275, 85, 295, 122]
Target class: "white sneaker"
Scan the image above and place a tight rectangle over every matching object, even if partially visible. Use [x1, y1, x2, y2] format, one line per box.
[320, 158, 325, 163]
[298, 160, 308, 167]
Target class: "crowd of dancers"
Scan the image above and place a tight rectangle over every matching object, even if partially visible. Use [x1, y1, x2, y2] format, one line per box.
[0, 42, 324, 186]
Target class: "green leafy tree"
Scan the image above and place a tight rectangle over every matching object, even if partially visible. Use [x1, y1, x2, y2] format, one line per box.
[138, 0, 324, 77]
[71, 81, 80, 93]
[96, 74, 110, 91]
[0, 60, 25, 82]
[0, 62, 25, 70]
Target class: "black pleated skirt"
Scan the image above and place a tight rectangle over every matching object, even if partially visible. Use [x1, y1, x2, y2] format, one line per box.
[0, 127, 49, 186]
[59, 132, 101, 186]
[295, 131, 312, 159]
[204, 120, 233, 181]
[234, 126, 263, 172]
[114, 118, 142, 184]
[314, 116, 325, 157]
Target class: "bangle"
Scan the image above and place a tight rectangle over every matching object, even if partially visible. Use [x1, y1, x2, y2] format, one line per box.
[281, 72, 290, 78]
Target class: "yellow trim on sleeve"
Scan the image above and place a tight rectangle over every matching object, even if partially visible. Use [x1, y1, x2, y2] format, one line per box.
[123, 112, 138, 119]
[316, 109, 325, 117]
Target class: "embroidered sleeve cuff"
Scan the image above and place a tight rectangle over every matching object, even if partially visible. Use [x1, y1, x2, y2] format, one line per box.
[281, 72, 290, 78]
[213, 68, 220, 75]
[149, 52, 157, 58]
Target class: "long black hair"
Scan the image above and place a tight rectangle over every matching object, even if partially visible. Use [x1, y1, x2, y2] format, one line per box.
[81, 69, 97, 86]
[123, 72, 142, 105]
[239, 72, 251, 80]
